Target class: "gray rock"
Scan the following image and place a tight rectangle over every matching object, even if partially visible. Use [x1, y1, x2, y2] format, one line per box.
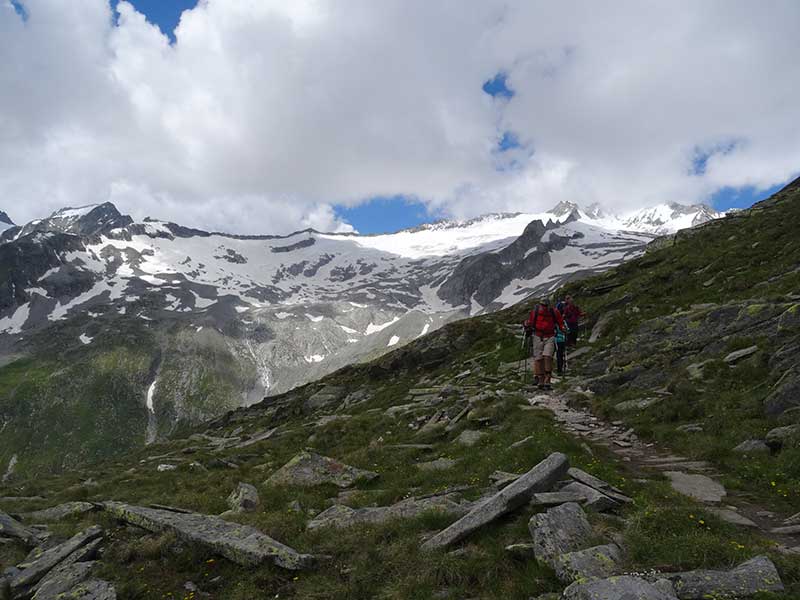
[686, 360, 713, 380]
[489, 471, 520, 489]
[567, 468, 633, 505]
[416, 458, 457, 472]
[23, 502, 97, 523]
[0, 510, 41, 546]
[559, 482, 617, 512]
[455, 429, 486, 447]
[31, 561, 95, 600]
[529, 502, 593, 567]
[732, 439, 770, 454]
[764, 375, 800, 417]
[724, 345, 759, 363]
[710, 508, 758, 528]
[10, 526, 103, 596]
[614, 397, 662, 412]
[589, 313, 615, 344]
[304, 386, 346, 412]
[554, 543, 621, 584]
[56, 579, 116, 599]
[765, 424, 800, 450]
[669, 555, 783, 599]
[563, 575, 678, 599]
[530, 491, 588, 507]
[307, 494, 470, 529]
[770, 525, 800, 535]
[30, 539, 102, 598]
[422, 452, 569, 551]
[103, 502, 312, 570]
[227, 482, 260, 513]
[676, 423, 703, 433]
[665, 471, 726, 504]
[265, 451, 378, 489]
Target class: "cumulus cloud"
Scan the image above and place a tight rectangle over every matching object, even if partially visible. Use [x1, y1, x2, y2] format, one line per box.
[1, 0, 798, 233]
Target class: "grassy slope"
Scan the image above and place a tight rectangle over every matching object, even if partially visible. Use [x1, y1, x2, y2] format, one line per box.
[1, 181, 799, 598]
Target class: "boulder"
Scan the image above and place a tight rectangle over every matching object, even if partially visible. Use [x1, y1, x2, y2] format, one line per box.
[53, 579, 116, 599]
[529, 502, 593, 567]
[709, 508, 757, 528]
[554, 543, 621, 584]
[563, 575, 678, 599]
[732, 440, 770, 454]
[505, 543, 537, 559]
[265, 451, 378, 489]
[227, 483, 260, 513]
[304, 386, 346, 412]
[307, 494, 470, 530]
[669, 555, 783, 599]
[22, 502, 97, 523]
[664, 472, 726, 504]
[10, 526, 103, 596]
[765, 424, 800, 450]
[422, 452, 569, 551]
[613, 397, 661, 412]
[0, 510, 41, 546]
[103, 502, 312, 570]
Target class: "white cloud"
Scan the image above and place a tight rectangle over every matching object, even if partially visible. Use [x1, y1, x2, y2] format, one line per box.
[0, 0, 798, 233]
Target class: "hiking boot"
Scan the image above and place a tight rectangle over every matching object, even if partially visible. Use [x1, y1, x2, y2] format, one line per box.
[543, 383, 553, 391]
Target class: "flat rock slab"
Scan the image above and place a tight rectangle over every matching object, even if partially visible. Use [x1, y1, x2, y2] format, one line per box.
[103, 502, 312, 570]
[11, 526, 103, 595]
[554, 543, 621, 584]
[614, 397, 662, 412]
[669, 555, 783, 599]
[422, 452, 569, 551]
[265, 451, 378, 489]
[0, 510, 41, 546]
[31, 560, 96, 600]
[530, 492, 588, 507]
[417, 458, 457, 472]
[710, 508, 758, 528]
[529, 502, 593, 567]
[563, 575, 678, 599]
[724, 345, 759, 363]
[23, 502, 97, 523]
[54, 579, 116, 599]
[665, 471, 726, 504]
[455, 429, 486, 447]
[732, 439, 770, 454]
[307, 494, 470, 529]
[560, 482, 618, 512]
[567, 468, 632, 504]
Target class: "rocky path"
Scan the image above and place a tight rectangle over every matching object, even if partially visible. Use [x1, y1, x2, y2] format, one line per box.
[530, 389, 800, 555]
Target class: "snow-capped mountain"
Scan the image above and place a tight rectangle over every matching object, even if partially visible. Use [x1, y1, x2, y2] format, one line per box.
[0, 199, 721, 472]
[0, 210, 14, 236]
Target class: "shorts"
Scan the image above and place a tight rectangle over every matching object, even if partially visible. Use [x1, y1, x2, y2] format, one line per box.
[532, 335, 555, 358]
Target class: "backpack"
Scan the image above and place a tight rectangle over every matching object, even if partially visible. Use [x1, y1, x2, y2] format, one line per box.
[531, 305, 557, 335]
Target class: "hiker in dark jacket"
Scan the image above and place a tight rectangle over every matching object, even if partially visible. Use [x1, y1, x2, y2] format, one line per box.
[524, 297, 567, 390]
[559, 294, 585, 347]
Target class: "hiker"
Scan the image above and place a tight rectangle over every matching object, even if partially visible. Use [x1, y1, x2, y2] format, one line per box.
[558, 294, 585, 348]
[555, 321, 567, 376]
[524, 297, 567, 390]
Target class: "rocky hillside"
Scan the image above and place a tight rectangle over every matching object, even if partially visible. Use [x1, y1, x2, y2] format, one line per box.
[0, 178, 797, 598]
[0, 204, 658, 477]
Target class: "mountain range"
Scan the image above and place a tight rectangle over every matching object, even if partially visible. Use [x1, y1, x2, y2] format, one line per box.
[0, 199, 721, 474]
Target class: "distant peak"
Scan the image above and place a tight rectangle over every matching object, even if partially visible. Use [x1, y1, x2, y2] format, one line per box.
[0, 210, 14, 226]
[548, 201, 581, 217]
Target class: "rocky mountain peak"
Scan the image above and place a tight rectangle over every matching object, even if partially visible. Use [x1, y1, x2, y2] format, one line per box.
[548, 201, 581, 218]
[18, 202, 132, 238]
[0, 210, 13, 226]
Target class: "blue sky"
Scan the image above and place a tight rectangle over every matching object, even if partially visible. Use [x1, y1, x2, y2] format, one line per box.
[112, 0, 197, 43]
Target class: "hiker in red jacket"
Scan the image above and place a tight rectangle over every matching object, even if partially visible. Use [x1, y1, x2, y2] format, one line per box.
[524, 297, 567, 390]
[560, 294, 585, 347]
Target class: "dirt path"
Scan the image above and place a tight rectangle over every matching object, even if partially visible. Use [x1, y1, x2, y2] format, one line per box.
[529, 389, 800, 554]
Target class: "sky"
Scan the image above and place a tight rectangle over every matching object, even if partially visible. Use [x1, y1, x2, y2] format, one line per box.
[1, 1, 799, 235]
